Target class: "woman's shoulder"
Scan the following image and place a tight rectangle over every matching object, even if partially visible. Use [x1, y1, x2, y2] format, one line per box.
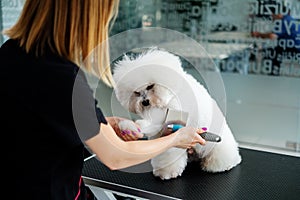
[1, 38, 17, 47]
[0, 39, 21, 54]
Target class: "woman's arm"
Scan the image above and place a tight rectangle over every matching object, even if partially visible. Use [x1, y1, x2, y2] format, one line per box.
[85, 123, 205, 170]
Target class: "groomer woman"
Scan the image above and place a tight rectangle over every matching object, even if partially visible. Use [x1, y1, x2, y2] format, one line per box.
[1, 0, 206, 199]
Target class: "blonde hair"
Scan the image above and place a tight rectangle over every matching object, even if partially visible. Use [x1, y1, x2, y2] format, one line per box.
[3, 0, 119, 87]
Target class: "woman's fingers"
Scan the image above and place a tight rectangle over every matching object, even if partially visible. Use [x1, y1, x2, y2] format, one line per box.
[174, 127, 206, 148]
[194, 127, 207, 145]
[120, 129, 144, 141]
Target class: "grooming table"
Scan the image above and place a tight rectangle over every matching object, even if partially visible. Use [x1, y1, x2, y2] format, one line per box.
[82, 148, 300, 200]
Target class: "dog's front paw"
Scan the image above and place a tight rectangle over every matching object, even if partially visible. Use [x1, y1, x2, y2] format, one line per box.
[153, 160, 188, 180]
[153, 166, 186, 180]
[118, 119, 139, 133]
[201, 150, 242, 173]
[152, 150, 188, 180]
[135, 119, 162, 137]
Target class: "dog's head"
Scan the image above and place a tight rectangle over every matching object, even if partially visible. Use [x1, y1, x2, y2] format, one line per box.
[112, 48, 185, 117]
[128, 82, 174, 116]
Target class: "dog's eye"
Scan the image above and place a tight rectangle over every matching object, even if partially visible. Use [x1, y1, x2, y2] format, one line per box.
[146, 84, 155, 90]
[134, 91, 141, 96]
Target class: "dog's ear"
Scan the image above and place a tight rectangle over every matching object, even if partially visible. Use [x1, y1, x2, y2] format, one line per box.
[146, 83, 155, 90]
[134, 91, 141, 96]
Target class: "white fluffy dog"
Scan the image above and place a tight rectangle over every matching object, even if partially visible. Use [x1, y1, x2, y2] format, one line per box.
[112, 49, 242, 180]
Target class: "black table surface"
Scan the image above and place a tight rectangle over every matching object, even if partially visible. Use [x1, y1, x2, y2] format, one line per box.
[82, 148, 300, 200]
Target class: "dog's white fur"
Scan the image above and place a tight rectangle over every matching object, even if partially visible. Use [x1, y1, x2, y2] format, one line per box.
[113, 49, 242, 180]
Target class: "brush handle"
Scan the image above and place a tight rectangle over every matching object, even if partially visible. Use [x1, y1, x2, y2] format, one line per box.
[201, 132, 222, 142]
[167, 124, 221, 142]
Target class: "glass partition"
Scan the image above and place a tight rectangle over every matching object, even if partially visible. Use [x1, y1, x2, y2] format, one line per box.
[0, 0, 24, 44]
[110, 0, 300, 156]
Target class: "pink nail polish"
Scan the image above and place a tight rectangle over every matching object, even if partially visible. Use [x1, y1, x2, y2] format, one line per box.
[138, 128, 141, 132]
[202, 127, 207, 131]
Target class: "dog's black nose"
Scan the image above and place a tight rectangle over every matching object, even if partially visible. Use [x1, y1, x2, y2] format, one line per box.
[142, 99, 150, 106]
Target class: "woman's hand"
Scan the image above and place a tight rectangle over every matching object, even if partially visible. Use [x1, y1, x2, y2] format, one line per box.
[173, 127, 206, 149]
[106, 117, 144, 141]
[117, 119, 144, 141]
